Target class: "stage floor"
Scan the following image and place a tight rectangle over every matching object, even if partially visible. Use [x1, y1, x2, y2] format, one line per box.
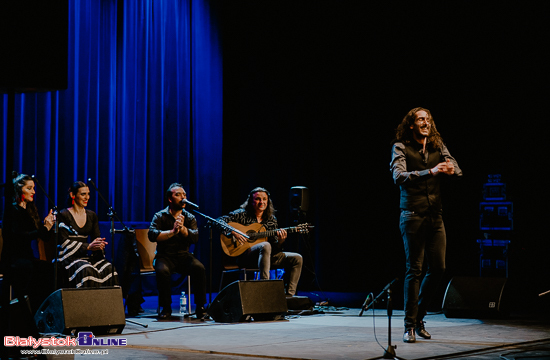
[39, 296, 550, 360]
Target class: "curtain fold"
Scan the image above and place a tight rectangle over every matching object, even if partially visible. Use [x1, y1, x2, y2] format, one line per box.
[1, 0, 223, 257]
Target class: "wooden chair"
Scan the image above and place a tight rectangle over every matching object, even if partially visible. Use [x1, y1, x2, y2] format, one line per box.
[219, 253, 259, 291]
[135, 229, 191, 314]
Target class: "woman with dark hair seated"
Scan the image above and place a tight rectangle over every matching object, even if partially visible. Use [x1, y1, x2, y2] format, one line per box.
[0, 172, 56, 313]
[56, 181, 119, 288]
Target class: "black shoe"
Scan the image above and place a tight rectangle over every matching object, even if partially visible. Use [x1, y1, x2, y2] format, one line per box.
[416, 321, 431, 339]
[195, 306, 210, 321]
[158, 308, 172, 320]
[403, 328, 416, 343]
[127, 305, 144, 317]
[126, 309, 140, 317]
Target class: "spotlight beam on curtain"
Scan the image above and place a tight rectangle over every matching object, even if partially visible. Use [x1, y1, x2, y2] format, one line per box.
[1, 0, 223, 264]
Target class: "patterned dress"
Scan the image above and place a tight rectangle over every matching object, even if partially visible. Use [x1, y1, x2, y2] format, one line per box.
[57, 209, 119, 288]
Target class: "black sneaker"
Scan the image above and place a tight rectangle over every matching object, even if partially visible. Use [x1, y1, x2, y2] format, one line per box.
[195, 306, 211, 321]
[403, 328, 416, 343]
[415, 321, 431, 339]
[158, 308, 172, 320]
[126, 309, 140, 317]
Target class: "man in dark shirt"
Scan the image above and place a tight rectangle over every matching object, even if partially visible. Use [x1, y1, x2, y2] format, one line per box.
[390, 107, 462, 343]
[148, 183, 208, 319]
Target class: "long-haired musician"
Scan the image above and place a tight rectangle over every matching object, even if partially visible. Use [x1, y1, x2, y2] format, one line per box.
[218, 187, 303, 297]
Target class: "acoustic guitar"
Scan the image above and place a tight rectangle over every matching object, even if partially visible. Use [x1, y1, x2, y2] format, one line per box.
[220, 222, 311, 257]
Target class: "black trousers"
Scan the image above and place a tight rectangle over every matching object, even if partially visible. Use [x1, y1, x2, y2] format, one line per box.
[400, 210, 446, 329]
[154, 253, 206, 311]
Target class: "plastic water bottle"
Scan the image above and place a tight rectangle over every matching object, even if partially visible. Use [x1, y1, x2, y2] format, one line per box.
[180, 292, 188, 315]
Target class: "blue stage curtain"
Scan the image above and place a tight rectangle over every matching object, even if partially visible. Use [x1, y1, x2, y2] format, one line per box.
[0, 0, 223, 259]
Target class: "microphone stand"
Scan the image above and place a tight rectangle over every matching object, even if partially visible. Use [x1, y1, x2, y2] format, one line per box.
[362, 278, 406, 360]
[185, 206, 216, 312]
[87, 179, 147, 328]
[31, 175, 59, 291]
[185, 207, 249, 310]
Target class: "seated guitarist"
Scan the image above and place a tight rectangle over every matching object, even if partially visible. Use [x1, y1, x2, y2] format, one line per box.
[218, 187, 303, 297]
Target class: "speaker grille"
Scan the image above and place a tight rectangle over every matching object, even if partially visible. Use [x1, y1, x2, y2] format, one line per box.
[209, 280, 288, 322]
[34, 287, 125, 335]
[442, 276, 509, 318]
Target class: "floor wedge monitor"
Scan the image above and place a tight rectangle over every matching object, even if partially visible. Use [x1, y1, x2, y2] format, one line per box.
[209, 280, 288, 323]
[442, 276, 509, 318]
[34, 287, 125, 335]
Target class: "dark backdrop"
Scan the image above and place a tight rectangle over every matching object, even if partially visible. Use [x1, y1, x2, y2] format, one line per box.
[1, 1, 549, 309]
[215, 2, 550, 307]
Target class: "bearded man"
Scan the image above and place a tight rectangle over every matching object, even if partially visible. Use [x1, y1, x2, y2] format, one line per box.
[390, 107, 463, 343]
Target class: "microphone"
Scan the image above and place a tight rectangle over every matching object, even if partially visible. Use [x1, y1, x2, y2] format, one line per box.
[358, 293, 372, 317]
[358, 278, 399, 316]
[59, 222, 78, 235]
[87, 178, 96, 187]
[182, 199, 199, 209]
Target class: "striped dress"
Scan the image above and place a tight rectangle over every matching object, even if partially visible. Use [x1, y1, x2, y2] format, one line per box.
[57, 209, 119, 288]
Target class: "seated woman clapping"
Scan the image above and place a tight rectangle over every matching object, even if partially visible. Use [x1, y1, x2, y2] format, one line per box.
[56, 181, 119, 288]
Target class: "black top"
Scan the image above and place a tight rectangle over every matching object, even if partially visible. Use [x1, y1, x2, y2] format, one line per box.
[1, 202, 49, 268]
[57, 208, 102, 260]
[148, 207, 199, 258]
[390, 141, 463, 214]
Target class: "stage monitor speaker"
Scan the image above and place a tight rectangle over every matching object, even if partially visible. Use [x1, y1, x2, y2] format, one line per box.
[290, 186, 309, 212]
[208, 280, 288, 323]
[34, 287, 125, 335]
[442, 276, 510, 318]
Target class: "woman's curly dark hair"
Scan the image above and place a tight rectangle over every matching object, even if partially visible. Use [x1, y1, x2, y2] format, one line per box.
[240, 187, 276, 221]
[393, 107, 444, 150]
[12, 171, 41, 229]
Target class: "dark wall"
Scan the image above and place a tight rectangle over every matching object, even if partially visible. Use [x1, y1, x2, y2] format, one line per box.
[0, 1, 68, 91]
[215, 2, 549, 305]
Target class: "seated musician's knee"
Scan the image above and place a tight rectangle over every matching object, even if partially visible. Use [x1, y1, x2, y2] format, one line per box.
[190, 259, 206, 276]
[260, 242, 272, 255]
[295, 253, 303, 266]
[154, 262, 171, 277]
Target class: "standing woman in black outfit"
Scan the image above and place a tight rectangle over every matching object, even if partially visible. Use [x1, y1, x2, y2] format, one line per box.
[56, 181, 119, 288]
[0, 172, 56, 313]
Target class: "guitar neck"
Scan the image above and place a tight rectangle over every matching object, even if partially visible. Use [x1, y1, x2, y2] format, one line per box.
[252, 226, 301, 239]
